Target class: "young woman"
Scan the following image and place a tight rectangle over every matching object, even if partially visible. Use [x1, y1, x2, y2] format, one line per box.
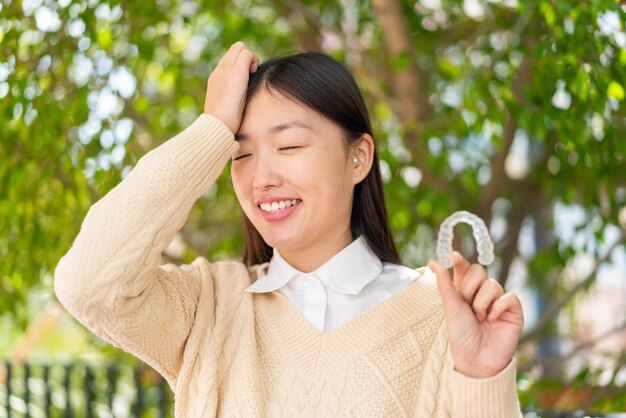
[55, 41, 524, 417]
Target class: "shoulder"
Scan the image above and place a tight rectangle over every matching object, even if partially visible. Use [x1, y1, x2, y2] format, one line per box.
[198, 258, 270, 289]
[187, 259, 269, 317]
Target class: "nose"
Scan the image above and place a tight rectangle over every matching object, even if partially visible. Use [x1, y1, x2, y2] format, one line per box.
[252, 153, 281, 191]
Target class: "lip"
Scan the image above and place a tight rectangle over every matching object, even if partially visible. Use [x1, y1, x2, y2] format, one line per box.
[258, 199, 302, 222]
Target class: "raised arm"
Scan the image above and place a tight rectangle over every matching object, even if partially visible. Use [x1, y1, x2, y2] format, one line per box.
[54, 42, 259, 387]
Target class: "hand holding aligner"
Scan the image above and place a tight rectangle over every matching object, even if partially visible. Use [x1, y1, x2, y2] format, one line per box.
[436, 210, 494, 269]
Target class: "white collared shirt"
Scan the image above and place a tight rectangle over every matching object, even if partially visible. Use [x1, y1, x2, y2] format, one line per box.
[245, 236, 422, 332]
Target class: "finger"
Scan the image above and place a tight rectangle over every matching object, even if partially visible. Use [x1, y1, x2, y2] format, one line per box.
[250, 54, 260, 73]
[487, 292, 524, 324]
[459, 264, 488, 304]
[451, 251, 470, 289]
[471, 278, 504, 322]
[220, 41, 247, 68]
[234, 49, 258, 73]
[428, 260, 464, 319]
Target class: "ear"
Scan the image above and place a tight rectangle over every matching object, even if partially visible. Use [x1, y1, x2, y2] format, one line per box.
[350, 133, 375, 185]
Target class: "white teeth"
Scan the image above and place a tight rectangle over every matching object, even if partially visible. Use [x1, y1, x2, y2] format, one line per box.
[259, 199, 300, 213]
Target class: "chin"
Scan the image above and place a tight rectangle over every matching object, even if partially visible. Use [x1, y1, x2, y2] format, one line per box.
[260, 235, 295, 250]
[258, 229, 302, 251]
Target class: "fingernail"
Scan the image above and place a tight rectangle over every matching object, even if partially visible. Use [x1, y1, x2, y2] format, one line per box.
[452, 251, 461, 259]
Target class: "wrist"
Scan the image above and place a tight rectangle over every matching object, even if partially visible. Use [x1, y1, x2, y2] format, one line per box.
[453, 360, 509, 379]
[203, 112, 236, 135]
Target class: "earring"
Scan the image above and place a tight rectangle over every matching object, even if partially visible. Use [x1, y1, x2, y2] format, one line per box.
[352, 157, 359, 165]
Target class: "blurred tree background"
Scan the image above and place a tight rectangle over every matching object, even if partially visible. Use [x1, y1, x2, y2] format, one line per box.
[1, 0, 626, 412]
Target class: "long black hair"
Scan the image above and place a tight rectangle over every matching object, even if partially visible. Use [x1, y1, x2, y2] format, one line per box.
[239, 52, 401, 266]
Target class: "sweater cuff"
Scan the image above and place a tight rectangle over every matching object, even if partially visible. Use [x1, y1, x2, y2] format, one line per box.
[139, 113, 239, 196]
[450, 357, 522, 417]
[151, 113, 238, 167]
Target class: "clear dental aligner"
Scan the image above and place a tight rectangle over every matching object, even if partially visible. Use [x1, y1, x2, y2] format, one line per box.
[436, 210, 495, 269]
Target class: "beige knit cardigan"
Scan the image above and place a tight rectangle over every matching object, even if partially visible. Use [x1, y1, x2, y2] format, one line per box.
[54, 114, 523, 417]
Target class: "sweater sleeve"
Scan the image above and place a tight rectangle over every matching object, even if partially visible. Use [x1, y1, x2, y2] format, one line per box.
[448, 355, 523, 417]
[54, 114, 238, 386]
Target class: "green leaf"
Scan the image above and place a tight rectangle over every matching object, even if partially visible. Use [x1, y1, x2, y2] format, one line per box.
[96, 27, 113, 50]
[438, 58, 461, 79]
[607, 80, 625, 101]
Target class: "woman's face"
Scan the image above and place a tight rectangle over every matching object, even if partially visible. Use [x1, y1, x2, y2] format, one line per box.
[231, 88, 362, 270]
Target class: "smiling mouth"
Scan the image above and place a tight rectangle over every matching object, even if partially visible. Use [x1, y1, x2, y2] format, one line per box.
[258, 199, 302, 213]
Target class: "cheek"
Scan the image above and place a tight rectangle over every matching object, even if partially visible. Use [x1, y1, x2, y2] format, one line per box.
[301, 157, 351, 201]
[230, 168, 250, 203]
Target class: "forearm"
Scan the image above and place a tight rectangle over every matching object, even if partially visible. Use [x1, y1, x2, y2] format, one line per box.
[54, 114, 237, 321]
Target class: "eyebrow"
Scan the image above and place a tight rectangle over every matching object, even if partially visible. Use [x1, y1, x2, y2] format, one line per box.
[235, 121, 312, 141]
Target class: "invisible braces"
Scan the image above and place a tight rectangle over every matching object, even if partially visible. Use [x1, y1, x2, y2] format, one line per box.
[436, 210, 494, 268]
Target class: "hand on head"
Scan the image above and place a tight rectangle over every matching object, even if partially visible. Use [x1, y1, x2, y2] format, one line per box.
[204, 41, 260, 134]
[428, 252, 524, 379]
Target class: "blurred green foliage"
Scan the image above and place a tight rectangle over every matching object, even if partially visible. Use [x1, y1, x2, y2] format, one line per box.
[1, 0, 626, 411]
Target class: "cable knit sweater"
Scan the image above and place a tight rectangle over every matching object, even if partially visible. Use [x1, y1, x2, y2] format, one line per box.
[54, 114, 523, 417]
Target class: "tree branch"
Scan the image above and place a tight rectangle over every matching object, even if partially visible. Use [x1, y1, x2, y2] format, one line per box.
[496, 181, 538, 287]
[271, 0, 323, 51]
[520, 230, 626, 344]
[498, 140, 554, 287]
[476, 3, 540, 222]
[563, 320, 626, 361]
[372, 0, 428, 124]
[583, 352, 626, 408]
[371, 0, 461, 197]
[477, 51, 533, 223]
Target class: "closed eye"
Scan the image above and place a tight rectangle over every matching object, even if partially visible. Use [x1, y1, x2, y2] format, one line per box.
[232, 154, 251, 161]
[279, 146, 301, 151]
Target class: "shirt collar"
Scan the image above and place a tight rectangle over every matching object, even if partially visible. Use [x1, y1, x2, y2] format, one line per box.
[245, 236, 383, 295]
